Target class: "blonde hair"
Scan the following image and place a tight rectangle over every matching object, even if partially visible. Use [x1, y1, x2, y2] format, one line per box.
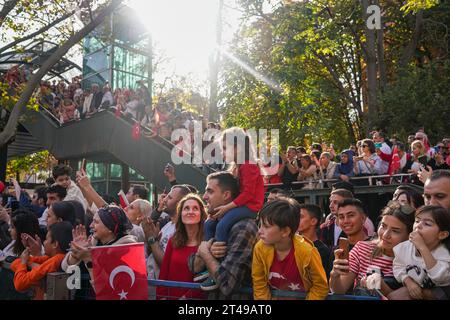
[411, 140, 426, 157]
[131, 199, 152, 217]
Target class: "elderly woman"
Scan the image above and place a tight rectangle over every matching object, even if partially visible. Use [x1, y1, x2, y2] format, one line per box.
[354, 139, 384, 175]
[125, 199, 152, 245]
[61, 206, 137, 299]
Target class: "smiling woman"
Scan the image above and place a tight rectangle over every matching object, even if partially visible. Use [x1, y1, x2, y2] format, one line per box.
[128, 0, 219, 77]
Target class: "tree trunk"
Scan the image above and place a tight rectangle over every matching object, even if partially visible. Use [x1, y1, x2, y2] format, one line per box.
[0, 0, 123, 147]
[208, 0, 223, 122]
[361, 0, 379, 134]
[375, 0, 387, 91]
[0, 0, 20, 28]
[399, 10, 424, 71]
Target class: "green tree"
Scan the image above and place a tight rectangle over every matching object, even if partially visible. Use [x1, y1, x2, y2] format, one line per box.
[219, 0, 448, 149]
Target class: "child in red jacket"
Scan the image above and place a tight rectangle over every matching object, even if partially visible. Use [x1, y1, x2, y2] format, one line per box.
[11, 221, 73, 299]
[201, 127, 265, 290]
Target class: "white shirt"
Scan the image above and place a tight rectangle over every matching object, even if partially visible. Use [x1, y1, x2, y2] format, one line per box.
[39, 208, 48, 227]
[379, 142, 391, 174]
[394, 241, 450, 287]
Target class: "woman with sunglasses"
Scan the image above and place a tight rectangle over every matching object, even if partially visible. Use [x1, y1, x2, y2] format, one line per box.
[330, 201, 415, 297]
[354, 139, 384, 176]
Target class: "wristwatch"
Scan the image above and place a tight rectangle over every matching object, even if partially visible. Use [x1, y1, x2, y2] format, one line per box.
[147, 236, 157, 245]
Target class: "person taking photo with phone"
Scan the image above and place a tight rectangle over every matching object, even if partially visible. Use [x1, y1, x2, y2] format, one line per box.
[329, 201, 415, 297]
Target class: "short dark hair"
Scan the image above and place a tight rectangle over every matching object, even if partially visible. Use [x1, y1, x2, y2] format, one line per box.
[132, 185, 149, 199]
[259, 198, 301, 237]
[47, 185, 67, 200]
[52, 164, 72, 179]
[299, 204, 322, 227]
[429, 169, 450, 182]
[416, 205, 450, 252]
[172, 184, 192, 198]
[331, 182, 354, 195]
[34, 186, 48, 203]
[331, 188, 354, 199]
[269, 188, 288, 197]
[394, 185, 424, 208]
[362, 139, 376, 154]
[338, 198, 365, 215]
[45, 177, 55, 186]
[51, 201, 76, 226]
[207, 171, 239, 200]
[48, 221, 73, 252]
[396, 142, 406, 152]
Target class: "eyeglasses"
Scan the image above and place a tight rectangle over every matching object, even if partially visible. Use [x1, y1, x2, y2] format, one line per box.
[387, 200, 415, 215]
[362, 145, 369, 148]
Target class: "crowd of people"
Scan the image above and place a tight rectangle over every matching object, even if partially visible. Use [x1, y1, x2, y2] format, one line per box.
[263, 130, 449, 188]
[0, 127, 449, 301]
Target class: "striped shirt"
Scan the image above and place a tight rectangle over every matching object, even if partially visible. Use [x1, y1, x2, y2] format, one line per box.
[349, 241, 394, 282]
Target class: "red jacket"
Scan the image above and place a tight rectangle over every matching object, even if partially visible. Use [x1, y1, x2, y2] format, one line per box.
[233, 162, 265, 212]
[11, 253, 65, 300]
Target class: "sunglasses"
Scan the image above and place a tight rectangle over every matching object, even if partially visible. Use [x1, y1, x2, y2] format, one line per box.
[387, 200, 415, 215]
[362, 145, 369, 148]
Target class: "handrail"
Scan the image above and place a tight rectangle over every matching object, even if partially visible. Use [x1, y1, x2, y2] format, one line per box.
[147, 279, 380, 300]
[265, 173, 414, 188]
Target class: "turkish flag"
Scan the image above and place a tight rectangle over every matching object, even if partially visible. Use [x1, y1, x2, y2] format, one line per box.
[115, 105, 122, 118]
[132, 122, 141, 140]
[91, 243, 148, 300]
[117, 189, 129, 209]
[389, 146, 400, 175]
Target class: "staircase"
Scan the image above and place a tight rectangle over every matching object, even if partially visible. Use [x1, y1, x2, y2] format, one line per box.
[19, 108, 207, 191]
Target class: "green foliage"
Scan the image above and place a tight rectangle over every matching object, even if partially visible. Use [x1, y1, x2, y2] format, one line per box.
[6, 150, 55, 181]
[220, 0, 449, 150]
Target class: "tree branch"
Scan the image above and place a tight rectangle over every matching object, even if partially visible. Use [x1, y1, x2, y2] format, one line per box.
[0, 10, 75, 55]
[0, 0, 124, 147]
[399, 10, 424, 70]
[0, 0, 19, 28]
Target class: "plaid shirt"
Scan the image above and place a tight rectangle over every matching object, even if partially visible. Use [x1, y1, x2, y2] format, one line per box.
[208, 218, 258, 300]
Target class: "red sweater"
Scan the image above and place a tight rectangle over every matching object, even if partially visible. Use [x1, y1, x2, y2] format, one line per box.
[11, 253, 65, 300]
[233, 162, 265, 212]
[157, 238, 204, 300]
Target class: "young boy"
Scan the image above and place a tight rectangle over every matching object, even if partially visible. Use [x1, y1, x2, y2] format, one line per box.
[252, 198, 329, 300]
[52, 164, 88, 210]
[11, 221, 73, 299]
[298, 204, 331, 277]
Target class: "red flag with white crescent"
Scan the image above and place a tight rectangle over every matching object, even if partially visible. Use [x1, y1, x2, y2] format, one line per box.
[389, 146, 400, 176]
[91, 243, 148, 300]
[132, 122, 141, 140]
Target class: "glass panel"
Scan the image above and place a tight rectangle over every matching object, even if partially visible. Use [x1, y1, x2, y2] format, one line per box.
[82, 70, 111, 90]
[113, 46, 148, 75]
[83, 47, 110, 78]
[113, 70, 145, 90]
[91, 181, 107, 195]
[129, 167, 145, 181]
[110, 163, 122, 179]
[89, 163, 106, 181]
[84, 20, 111, 54]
